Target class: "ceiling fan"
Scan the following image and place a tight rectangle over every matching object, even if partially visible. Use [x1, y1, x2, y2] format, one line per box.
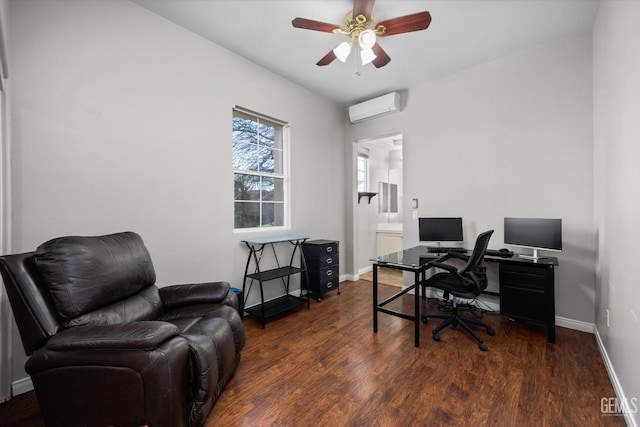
[292, 0, 432, 69]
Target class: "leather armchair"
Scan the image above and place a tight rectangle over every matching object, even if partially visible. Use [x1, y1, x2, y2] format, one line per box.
[0, 232, 245, 427]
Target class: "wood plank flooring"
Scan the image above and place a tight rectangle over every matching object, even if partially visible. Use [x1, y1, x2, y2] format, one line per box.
[360, 266, 404, 287]
[0, 280, 624, 426]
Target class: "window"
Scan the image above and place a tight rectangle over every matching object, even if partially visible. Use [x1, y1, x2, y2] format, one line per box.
[233, 108, 288, 230]
[357, 151, 369, 192]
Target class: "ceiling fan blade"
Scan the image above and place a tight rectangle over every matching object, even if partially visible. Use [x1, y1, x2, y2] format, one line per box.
[316, 50, 337, 66]
[371, 43, 390, 68]
[377, 11, 432, 36]
[292, 17, 341, 33]
[353, 0, 375, 21]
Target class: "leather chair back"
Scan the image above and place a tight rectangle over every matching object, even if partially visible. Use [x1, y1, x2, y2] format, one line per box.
[0, 252, 64, 354]
[0, 232, 161, 354]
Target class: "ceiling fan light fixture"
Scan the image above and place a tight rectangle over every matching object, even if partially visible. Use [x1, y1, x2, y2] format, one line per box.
[358, 29, 376, 50]
[361, 48, 377, 65]
[333, 42, 352, 63]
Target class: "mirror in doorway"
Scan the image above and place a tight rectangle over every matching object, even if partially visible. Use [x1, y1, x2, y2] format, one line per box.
[379, 182, 398, 213]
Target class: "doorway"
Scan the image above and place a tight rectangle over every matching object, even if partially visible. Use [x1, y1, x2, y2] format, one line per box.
[354, 133, 403, 285]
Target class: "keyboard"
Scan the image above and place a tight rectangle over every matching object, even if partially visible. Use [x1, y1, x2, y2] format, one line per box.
[485, 249, 514, 258]
[427, 246, 467, 253]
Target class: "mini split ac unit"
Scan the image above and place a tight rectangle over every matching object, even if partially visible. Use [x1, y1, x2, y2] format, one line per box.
[348, 92, 401, 123]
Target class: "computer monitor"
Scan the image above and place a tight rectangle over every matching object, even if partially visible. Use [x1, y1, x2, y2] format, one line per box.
[418, 217, 463, 243]
[504, 217, 562, 260]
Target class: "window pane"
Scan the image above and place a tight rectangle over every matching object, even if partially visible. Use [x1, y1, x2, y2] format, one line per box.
[257, 143, 274, 173]
[271, 148, 283, 175]
[258, 122, 274, 148]
[233, 140, 258, 171]
[234, 201, 260, 228]
[261, 202, 284, 227]
[232, 117, 258, 145]
[357, 154, 368, 192]
[234, 173, 260, 200]
[262, 177, 284, 202]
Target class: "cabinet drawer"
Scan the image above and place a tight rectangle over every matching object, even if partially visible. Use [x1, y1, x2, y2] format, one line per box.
[308, 265, 338, 282]
[317, 277, 339, 294]
[500, 266, 547, 291]
[302, 240, 338, 257]
[500, 285, 546, 322]
[307, 254, 338, 269]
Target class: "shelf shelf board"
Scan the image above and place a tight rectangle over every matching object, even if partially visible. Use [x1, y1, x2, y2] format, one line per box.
[246, 266, 305, 282]
[244, 295, 307, 320]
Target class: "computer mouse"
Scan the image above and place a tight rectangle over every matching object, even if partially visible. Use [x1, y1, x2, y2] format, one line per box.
[499, 248, 510, 253]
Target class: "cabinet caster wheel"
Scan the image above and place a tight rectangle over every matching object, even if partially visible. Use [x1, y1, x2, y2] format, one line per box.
[479, 342, 488, 351]
[432, 333, 441, 342]
[487, 327, 495, 336]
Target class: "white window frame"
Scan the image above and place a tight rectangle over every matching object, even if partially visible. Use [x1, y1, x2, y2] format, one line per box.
[232, 106, 290, 232]
[357, 151, 369, 192]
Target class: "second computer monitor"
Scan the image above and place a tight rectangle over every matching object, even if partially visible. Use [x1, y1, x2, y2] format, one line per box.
[419, 217, 463, 242]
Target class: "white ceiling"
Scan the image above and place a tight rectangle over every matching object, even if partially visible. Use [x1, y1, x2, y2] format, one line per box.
[133, 0, 598, 106]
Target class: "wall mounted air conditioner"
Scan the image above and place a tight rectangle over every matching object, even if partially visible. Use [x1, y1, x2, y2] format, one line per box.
[348, 92, 401, 123]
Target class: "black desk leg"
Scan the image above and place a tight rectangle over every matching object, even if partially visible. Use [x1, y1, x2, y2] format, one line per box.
[414, 270, 420, 348]
[373, 264, 378, 333]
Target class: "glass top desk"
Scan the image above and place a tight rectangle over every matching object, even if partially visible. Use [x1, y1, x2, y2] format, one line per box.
[372, 246, 560, 347]
[371, 246, 445, 348]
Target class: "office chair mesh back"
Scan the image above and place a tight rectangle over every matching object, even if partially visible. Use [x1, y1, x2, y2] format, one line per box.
[421, 229, 495, 351]
[458, 229, 493, 294]
[460, 229, 493, 275]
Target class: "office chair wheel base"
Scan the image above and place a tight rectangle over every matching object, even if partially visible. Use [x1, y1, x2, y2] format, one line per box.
[421, 315, 428, 324]
[487, 327, 495, 336]
[479, 342, 488, 351]
[432, 333, 441, 342]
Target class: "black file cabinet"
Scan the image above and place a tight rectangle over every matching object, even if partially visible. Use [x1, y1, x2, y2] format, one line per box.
[499, 261, 556, 343]
[302, 240, 340, 302]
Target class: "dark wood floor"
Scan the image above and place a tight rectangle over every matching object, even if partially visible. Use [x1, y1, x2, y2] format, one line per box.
[0, 280, 624, 426]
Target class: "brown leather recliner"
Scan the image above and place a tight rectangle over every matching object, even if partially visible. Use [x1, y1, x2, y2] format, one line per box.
[0, 231, 246, 427]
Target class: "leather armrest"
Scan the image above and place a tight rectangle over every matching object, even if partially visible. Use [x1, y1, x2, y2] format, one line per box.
[159, 281, 230, 310]
[46, 321, 179, 351]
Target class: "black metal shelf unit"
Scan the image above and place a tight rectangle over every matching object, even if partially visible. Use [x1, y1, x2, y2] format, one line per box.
[242, 235, 310, 328]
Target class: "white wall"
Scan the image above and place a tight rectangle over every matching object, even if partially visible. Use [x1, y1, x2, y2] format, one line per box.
[346, 33, 595, 324]
[594, 1, 640, 424]
[7, 0, 345, 383]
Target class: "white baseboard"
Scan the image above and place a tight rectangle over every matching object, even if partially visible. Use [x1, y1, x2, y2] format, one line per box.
[556, 316, 594, 333]
[595, 327, 639, 427]
[12, 376, 33, 396]
[358, 266, 373, 275]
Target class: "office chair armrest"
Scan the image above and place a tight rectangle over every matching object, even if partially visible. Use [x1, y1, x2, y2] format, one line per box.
[447, 251, 470, 261]
[429, 261, 458, 273]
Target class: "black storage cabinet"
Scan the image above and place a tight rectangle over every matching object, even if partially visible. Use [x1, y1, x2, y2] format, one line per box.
[499, 261, 556, 343]
[302, 240, 340, 302]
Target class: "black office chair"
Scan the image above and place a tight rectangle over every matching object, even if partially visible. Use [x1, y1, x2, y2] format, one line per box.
[421, 230, 495, 351]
